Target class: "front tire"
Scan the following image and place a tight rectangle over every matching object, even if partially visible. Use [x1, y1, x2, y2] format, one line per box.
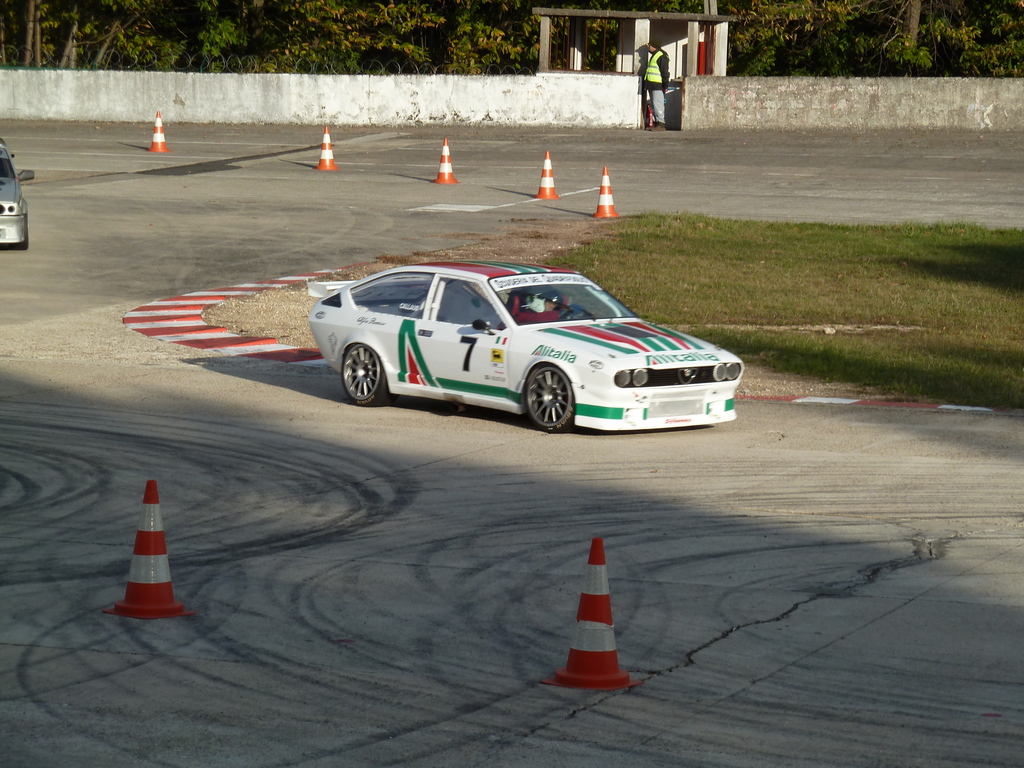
[524, 364, 575, 433]
[341, 344, 395, 407]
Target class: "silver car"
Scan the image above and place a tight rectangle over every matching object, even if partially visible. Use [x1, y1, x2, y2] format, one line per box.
[0, 138, 33, 250]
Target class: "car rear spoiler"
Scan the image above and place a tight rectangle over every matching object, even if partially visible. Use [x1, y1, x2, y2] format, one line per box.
[307, 280, 354, 298]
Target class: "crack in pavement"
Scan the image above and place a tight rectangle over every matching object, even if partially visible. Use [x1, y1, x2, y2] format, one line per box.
[547, 533, 955, 731]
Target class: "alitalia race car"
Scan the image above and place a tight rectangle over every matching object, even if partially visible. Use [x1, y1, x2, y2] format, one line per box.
[307, 262, 743, 432]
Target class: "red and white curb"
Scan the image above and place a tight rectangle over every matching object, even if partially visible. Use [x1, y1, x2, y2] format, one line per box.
[122, 272, 337, 365]
[124, 274, 1014, 415]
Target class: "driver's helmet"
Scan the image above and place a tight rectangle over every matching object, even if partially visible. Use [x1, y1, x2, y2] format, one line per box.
[526, 288, 563, 312]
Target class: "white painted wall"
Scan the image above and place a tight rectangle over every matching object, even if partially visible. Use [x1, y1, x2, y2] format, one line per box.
[0, 69, 642, 128]
[3, 68, 1021, 131]
[680, 77, 1024, 131]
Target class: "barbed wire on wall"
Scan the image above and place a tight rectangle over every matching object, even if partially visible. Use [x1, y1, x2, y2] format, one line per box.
[0, 47, 535, 76]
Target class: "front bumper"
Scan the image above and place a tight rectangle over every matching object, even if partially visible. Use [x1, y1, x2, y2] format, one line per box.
[0, 214, 27, 244]
[573, 381, 740, 431]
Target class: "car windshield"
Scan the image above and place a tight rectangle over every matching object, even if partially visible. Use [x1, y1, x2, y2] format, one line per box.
[491, 277, 635, 326]
[0, 157, 14, 178]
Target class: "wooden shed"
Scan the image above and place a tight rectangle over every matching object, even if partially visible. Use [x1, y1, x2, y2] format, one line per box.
[533, 4, 734, 79]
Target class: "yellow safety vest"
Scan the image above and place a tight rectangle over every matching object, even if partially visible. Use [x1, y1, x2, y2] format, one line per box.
[645, 50, 665, 84]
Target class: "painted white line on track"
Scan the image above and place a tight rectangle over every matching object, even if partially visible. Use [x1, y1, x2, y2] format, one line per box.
[124, 320, 209, 329]
[215, 343, 297, 355]
[413, 204, 493, 212]
[124, 309, 208, 318]
[411, 186, 599, 212]
[153, 332, 239, 341]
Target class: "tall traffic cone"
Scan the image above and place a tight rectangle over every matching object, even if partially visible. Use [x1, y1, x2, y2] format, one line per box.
[148, 111, 169, 153]
[593, 167, 618, 218]
[103, 480, 195, 619]
[433, 138, 458, 184]
[543, 538, 641, 690]
[314, 126, 339, 171]
[534, 151, 559, 199]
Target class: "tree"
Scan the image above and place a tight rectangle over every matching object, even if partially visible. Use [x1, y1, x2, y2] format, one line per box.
[721, 0, 1023, 76]
[1, 0, 1022, 77]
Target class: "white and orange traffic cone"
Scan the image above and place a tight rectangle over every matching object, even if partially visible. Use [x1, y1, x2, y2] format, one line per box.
[314, 126, 339, 171]
[433, 138, 458, 184]
[543, 538, 641, 690]
[148, 111, 169, 153]
[534, 151, 559, 199]
[103, 480, 195, 619]
[593, 167, 618, 218]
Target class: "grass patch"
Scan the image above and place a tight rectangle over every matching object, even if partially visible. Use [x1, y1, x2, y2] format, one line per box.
[549, 213, 1024, 409]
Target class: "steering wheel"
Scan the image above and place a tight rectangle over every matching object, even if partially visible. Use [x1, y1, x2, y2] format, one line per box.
[559, 303, 593, 320]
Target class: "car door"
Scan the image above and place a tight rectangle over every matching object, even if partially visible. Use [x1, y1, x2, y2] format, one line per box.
[345, 270, 438, 388]
[414, 277, 517, 407]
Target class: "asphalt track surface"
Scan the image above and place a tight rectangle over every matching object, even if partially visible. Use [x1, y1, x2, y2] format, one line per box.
[2, 121, 1024, 767]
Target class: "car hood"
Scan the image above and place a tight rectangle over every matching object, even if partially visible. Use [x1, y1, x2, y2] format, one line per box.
[520, 320, 742, 367]
[0, 177, 22, 205]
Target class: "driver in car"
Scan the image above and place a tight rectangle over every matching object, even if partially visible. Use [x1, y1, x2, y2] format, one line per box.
[512, 290, 563, 324]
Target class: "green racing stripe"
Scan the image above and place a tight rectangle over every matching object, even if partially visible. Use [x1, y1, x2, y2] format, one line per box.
[436, 378, 521, 403]
[576, 403, 626, 420]
[469, 261, 550, 274]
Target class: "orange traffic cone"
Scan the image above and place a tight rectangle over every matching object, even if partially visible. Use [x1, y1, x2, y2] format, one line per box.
[314, 126, 339, 171]
[534, 151, 559, 199]
[148, 111, 169, 153]
[103, 480, 195, 619]
[543, 538, 641, 690]
[593, 167, 618, 218]
[433, 138, 458, 184]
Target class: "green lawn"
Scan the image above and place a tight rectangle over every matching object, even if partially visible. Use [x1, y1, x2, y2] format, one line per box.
[550, 213, 1024, 409]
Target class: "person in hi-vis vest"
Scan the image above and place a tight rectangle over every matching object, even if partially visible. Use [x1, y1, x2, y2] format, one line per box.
[642, 40, 670, 131]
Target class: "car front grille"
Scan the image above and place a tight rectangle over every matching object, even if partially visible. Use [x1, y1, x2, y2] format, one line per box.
[647, 396, 706, 418]
[643, 366, 717, 388]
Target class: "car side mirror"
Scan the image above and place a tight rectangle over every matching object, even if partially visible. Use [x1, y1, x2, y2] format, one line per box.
[18, 170, 34, 182]
[472, 318, 495, 335]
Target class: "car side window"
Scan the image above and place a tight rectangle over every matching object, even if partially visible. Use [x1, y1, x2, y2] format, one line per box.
[435, 278, 504, 329]
[350, 272, 433, 319]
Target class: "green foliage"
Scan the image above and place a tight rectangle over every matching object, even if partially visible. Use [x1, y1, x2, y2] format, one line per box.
[723, 0, 1024, 77]
[3, 1, 1022, 77]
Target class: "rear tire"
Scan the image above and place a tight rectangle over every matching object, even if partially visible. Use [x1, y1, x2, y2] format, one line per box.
[341, 344, 395, 407]
[524, 364, 575, 433]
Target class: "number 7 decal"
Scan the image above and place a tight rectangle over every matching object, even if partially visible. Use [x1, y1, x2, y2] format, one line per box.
[460, 335, 478, 371]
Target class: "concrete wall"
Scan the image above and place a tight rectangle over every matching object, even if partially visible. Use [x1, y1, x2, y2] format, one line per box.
[2, 68, 1021, 131]
[0, 68, 640, 128]
[680, 77, 1024, 131]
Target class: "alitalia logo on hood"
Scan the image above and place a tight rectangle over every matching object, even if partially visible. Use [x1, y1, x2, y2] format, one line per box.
[646, 352, 721, 365]
[532, 344, 576, 363]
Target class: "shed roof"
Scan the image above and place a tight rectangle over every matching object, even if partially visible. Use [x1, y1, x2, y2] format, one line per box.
[532, 7, 734, 22]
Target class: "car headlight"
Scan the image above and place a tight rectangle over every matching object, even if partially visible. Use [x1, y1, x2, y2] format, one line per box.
[0, 203, 19, 215]
[614, 368, 651, 388]
[713, 362, 742, 381]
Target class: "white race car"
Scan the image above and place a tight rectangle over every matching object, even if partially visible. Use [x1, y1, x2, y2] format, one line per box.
[308, 262, 743, 432]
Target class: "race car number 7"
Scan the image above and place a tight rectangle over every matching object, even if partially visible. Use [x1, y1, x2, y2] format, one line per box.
[460, 335, 477, 371]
